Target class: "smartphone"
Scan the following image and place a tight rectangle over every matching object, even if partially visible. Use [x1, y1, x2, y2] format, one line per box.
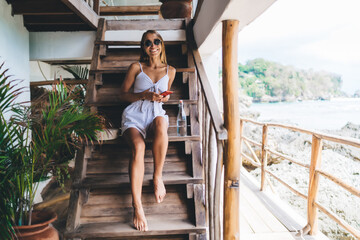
[160, 91, 173, 97]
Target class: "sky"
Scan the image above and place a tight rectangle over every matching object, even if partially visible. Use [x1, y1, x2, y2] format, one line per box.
[237, 0, 360, 95]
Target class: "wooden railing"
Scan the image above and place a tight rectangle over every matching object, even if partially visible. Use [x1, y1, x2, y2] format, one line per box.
[187, 22, 227, 240]
[239, 117, 360, 239]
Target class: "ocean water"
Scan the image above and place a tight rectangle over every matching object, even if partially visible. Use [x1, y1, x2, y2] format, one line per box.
[248, 98, 360, 131]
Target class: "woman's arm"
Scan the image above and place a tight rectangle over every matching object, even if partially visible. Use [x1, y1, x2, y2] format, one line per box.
[160, 66, 176, 103]
[119, 63, 162, 102]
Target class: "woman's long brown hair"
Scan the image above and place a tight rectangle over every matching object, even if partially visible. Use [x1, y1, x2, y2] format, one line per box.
[140, 30, 167, 64]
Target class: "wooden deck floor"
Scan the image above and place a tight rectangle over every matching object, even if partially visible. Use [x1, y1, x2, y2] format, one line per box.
[240, 169, 329, 240]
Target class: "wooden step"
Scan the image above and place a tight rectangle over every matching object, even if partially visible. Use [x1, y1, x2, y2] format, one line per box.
[95, 135, 200, 145]
[92, 141, 188, 157]
[95, 40, 185, 46]
[73, 172, 203, 189]
[89, 67, 194, 75]
[87, 148, 191, 176]
[64, 219, 205, 239]
[106, 19, 186, 31]
[86, 100, 197, 107]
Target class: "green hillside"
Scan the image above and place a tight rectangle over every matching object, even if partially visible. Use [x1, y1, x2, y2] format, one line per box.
[238, 58, 343, 102]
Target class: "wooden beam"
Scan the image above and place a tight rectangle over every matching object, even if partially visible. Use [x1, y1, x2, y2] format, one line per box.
[25, 24, 93, 31]
[11, 1, 73, 15]
[23, 14, 84, 24]
[30, 79, 88, 87]
[43, 59, 91, 65]
[106, 19, 186, 30]
[100, 5, 160, 16]
[222, 19, 240, 240]
[93, 0, 100, 15]
[61, 0, 99, 29]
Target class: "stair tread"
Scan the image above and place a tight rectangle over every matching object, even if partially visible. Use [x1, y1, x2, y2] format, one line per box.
[65, 219, 205, 238]
[92, 135, 200, 145]
[75, 172, 202, 189]
[95, 40, 185, 46]
[86, 99, 197, 107]
[90, 67, 194, 74]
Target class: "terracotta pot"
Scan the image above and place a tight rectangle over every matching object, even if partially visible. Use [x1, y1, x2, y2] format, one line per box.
[160, 0, 192, 19]
[14, 211, 59, 240]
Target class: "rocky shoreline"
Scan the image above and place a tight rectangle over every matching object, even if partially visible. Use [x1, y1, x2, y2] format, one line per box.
[242, 119, 360, 240]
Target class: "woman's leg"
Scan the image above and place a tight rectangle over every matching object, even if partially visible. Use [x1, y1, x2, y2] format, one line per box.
[151, 116, 168, 203]
[123, 128, 148, 231]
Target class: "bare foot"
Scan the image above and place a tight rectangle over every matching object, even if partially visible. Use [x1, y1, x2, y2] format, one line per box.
[133, 206, 148, 231]
[153, 177, 166, 203]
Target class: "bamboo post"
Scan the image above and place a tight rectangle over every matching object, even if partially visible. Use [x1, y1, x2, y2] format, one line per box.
[307, 135, 323, 235]
[261, 124, 268, 191]
[214, 140, 224, 240]
[239, 120, 244, 165]
[208, 123, 216, 240]
[222, 19, 240, 240]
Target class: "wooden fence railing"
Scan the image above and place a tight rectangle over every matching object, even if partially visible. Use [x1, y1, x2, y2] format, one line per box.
[239, 117, 360, 239]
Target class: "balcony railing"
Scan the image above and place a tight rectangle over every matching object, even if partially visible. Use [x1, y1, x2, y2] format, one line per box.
[239, 117, 360, 239]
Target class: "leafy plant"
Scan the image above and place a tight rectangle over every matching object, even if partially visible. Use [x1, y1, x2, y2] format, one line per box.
[0, 62, 23, 239]
[61, 65, 89, 80]
[61, 65, 90, 106]
[0, 62, 105, 236]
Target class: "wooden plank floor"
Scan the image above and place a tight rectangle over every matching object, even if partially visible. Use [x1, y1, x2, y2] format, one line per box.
[240, 169, 329, 240]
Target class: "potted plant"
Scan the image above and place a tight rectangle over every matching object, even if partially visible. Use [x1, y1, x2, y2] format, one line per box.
[0, 62, 105, 239]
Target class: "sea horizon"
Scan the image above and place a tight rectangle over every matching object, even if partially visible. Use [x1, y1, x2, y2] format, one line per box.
[248, 97, 360, 131]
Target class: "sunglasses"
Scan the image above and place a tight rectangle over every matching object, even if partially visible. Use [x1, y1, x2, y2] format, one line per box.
[144, 39, 162, 47]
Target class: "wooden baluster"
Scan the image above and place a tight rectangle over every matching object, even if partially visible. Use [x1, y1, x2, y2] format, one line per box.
[307, 135, 323, 235]
[261, 124, 268, 191]
[208, 122, 217, 240]
[239, 120, 244, 166]
[214, 139, 224, 240]
[222, 19, 240, 240]
[93, 0, 100, 15]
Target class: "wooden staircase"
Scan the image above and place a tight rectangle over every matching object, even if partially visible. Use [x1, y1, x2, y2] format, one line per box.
[64, 18, 207, 240]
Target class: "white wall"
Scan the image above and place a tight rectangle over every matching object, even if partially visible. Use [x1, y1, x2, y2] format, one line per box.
[0, 0, 30, 104]
[200, 51, 223, 109]
[30, 31, 96, 61]
[30, 61, 90, 82]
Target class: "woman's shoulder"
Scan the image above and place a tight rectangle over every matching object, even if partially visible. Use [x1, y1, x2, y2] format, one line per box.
[127, 62, 142, 75]
[168, 65, 176, 73]
[129, 62, 141, 70]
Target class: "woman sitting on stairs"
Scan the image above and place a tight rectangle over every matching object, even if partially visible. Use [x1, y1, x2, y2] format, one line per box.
[119, 30, 176, 232]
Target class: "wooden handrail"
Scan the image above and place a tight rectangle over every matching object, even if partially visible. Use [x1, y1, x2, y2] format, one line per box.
[265, 169, 307, 200]
[30, 79, 87, 87]
[314, 201, 360, 239]
[240, 117, 360, 238]
[242, 135, 261, 147]
[265, 148, 310, 169]
[316, 169, 360, 197]
[187, 21, 227, 140]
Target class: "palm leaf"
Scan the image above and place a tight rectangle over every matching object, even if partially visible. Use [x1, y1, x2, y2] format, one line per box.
[61, 65, 89, 80]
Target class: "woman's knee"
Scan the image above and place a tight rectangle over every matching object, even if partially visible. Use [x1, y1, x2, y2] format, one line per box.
[131, 139, 145, 155]
[153, 117, 168, 135]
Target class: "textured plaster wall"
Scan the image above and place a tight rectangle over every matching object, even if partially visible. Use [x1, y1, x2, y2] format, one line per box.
[0, 0, 30, 104]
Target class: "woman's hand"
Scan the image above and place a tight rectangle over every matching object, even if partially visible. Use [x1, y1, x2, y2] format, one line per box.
[141, 89, 162, 102]
[159, 95, 170, 103]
